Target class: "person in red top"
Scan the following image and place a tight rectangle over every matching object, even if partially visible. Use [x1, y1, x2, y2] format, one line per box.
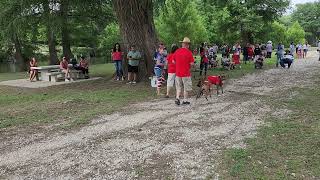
[173, 37, 195, 105]
[165, 44, 179, 98]
[248, 44, 254, 60]
[199, 43, 209, 76]
[60, 57, 71, 81]
[111, 43, 124, 81]
[232, 43, 241, 68]
[79, 56, 89, 78]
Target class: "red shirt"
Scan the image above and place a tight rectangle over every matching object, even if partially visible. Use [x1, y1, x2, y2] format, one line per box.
[173, 48, 194, 77]
[232, 54, 240, 64]
[208, 76, 223, 85]
[167, 53, 175, 73]
[200, 51, 208, 63]
[248, 47, 254, 57]
[60, 60, 68, 70]
[112, 51, 122, 61]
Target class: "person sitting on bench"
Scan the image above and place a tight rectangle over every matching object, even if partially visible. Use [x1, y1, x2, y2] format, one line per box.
[29, 57, 38, 82]
[79, 56, 89, 78]
[280, 50, 294, 69]
[60, 57, 71, 81]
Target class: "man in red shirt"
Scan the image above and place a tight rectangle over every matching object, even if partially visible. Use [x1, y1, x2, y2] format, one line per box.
[173, 37, 195, 105]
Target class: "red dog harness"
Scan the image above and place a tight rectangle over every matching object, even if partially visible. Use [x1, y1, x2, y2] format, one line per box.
[207, 76, 223, 86]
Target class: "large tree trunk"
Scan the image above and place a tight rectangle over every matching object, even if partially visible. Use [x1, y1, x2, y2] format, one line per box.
[43, 0, 59, 65]
[48, 30, 59, 64]
[12, 33, 27, 71]
[60, 0, 73, 59]
[113, 0, 158, 81]
[241, 30, 254, 45]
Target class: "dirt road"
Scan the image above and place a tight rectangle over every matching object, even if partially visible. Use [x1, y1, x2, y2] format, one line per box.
[0, 53, 319, 179]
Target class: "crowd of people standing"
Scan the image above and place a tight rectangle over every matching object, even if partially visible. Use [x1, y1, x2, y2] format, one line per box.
[109, 39, 319, 105]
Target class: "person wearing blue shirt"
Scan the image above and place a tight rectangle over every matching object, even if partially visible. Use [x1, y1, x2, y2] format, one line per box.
[154, 43, 168, 95]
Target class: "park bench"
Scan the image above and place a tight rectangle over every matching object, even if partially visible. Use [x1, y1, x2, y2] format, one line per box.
[47, 70, 85, 82]
[31, 65, 87, 82]
[70, 69, 85, 79]
[46, 71, 65, 82]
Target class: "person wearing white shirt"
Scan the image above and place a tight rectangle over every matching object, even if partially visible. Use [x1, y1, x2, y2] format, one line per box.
[266, 41, 273, 58]
[289, 42, 295, 55]
[281, 50, 294, 69]
[212, 44, 219, 54]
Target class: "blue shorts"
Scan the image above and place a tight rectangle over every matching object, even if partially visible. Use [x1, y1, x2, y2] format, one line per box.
[154, 67, 163, 78]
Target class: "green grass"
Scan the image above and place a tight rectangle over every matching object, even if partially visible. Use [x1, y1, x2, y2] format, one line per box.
[0, 72, 27, 82]
[0, 55, 277, 129]
[0, 80, 155, 129]
[0, 63, 155, 129]
[219, 84, 320, 179]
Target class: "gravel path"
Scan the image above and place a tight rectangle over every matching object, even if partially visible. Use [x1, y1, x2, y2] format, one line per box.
[0, 52, 319, 179]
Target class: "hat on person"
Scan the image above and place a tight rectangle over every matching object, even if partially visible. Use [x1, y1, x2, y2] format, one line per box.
[179, 37, 191, 43]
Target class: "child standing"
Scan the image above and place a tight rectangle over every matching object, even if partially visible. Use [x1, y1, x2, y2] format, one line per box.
[154, 43, 168, 96]
[232, 43, 241, 68]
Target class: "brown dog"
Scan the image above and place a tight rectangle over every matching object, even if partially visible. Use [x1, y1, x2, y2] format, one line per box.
[196, 75, 226, 100]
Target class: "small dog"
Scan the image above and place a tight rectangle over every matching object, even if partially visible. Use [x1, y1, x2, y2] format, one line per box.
[196, 75, 226, 100]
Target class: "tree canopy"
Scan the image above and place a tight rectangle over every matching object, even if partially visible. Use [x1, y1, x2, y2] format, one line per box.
[0, 0, 317, 77]
[292, 2, 320, 44]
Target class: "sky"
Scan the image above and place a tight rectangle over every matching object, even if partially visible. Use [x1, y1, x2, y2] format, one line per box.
[287, 0, 318, 14]
[291, 0, 318, 5]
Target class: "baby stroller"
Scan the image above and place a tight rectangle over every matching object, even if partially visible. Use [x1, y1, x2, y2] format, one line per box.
[254, 55, 264, 69]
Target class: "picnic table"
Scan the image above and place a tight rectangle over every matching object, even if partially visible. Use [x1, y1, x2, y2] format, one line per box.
[31, 64, 72, 82]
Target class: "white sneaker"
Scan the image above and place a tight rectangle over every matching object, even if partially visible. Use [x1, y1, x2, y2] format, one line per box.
[132, 81, 137, 84]
[65, 79, 70, 82]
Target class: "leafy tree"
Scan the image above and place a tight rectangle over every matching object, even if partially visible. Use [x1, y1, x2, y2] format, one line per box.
[204, 0, 290, 44]
[287, 21, 306, 44]
[156, 0, 208, 46]
[0, 0, 115, 66]
[269, 21, 287, 45]
[0, 0, 39, 70]
[98, 23, 121, 56]
[292, 2, 320, 44]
